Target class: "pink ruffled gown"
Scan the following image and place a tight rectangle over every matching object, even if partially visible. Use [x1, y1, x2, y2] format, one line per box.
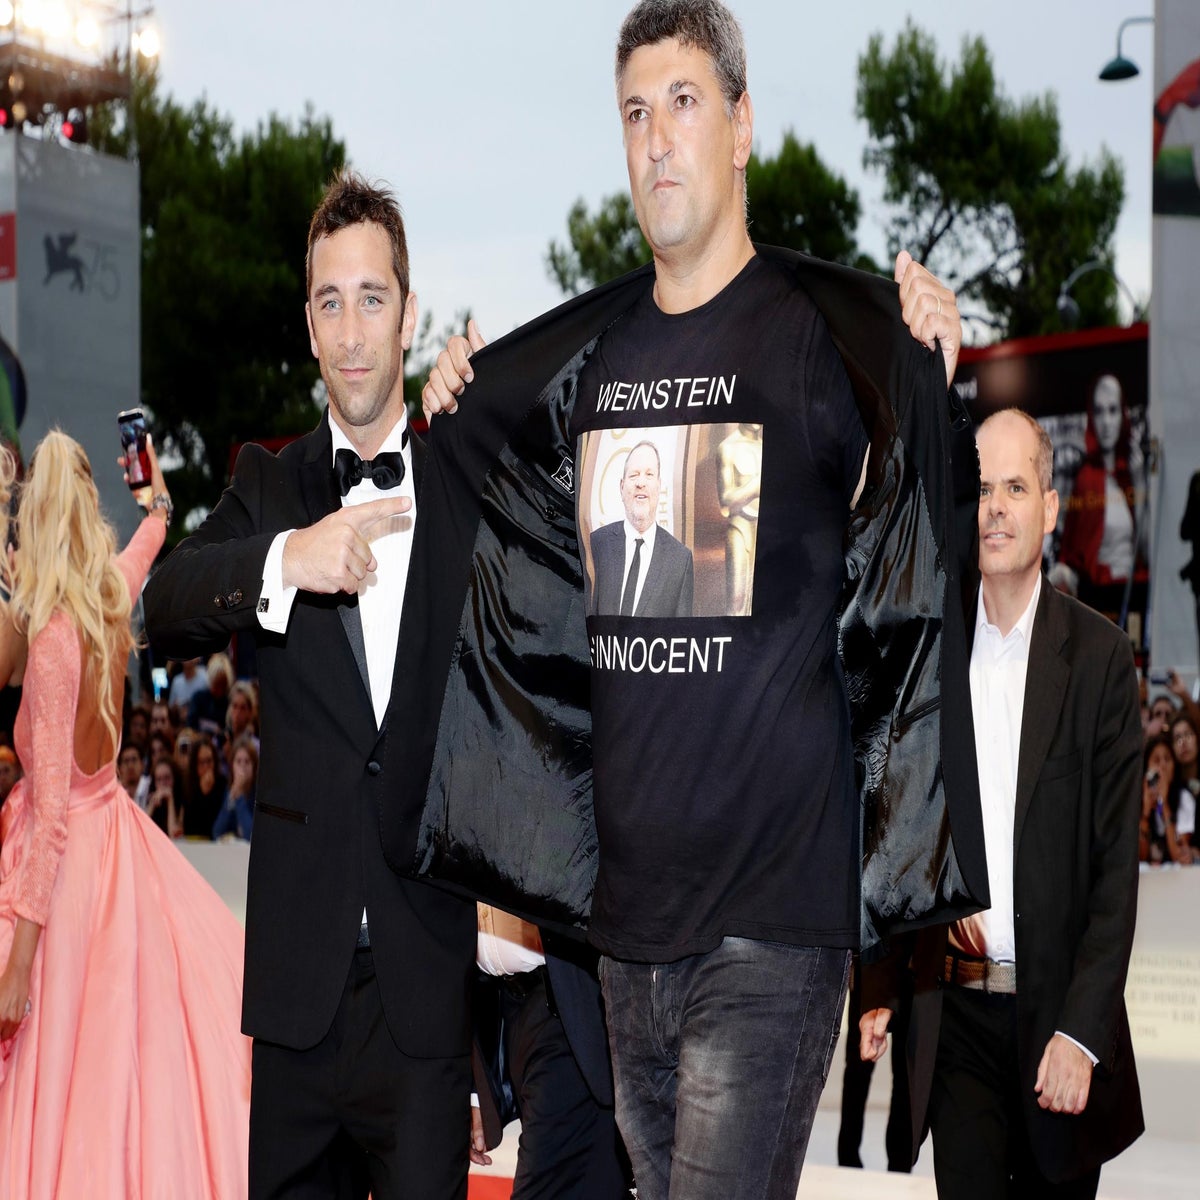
[0, 517, 251, 1198]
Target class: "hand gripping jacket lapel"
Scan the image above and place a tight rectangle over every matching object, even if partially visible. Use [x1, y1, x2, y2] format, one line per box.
[381, 247, 988, 951]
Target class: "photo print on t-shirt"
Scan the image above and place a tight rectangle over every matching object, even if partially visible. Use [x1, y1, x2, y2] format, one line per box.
[577, 422, 763, 619]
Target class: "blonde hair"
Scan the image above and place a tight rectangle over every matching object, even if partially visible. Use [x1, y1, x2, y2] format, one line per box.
[9, 430, 132, 751]
[0, 443, 15, 596]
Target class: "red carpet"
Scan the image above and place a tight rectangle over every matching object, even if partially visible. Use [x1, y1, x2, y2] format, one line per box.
[468, 1178, 514, 1199]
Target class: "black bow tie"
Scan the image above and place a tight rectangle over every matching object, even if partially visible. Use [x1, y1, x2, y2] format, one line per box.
[334, 443, 407, 496]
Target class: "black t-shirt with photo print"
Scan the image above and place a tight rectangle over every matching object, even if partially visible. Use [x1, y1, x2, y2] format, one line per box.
[571, 254, 869, 962]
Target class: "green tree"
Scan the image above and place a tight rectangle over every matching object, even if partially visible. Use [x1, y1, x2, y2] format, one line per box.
[856, 21, 1125, 338]
[545, 131, 872, 295]
[546, 193, 649, 295]
[745, 131, 876, 271]
[91, 66, 346, 527]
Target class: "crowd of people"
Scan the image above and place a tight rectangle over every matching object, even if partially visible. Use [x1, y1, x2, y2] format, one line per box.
[1140, 670, 1200, 865]
[105, 657, 261, 843]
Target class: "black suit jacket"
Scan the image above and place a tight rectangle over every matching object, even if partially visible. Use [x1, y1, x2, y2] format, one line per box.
[143, 412, 476, 1055]
[383, 248, 988, 951]
[588, 520, 693, 618]
[868, 580, 1144, 1182]
[473, 931, 613, 1150]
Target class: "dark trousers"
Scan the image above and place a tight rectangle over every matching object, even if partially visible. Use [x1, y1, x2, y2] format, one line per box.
[601, 938, 850, 1200]
[249, 947, 471, 1200]
[500, 972, 631, 1200]
[929, 985, 1101, 1200]
[837, 958, 912, 1171]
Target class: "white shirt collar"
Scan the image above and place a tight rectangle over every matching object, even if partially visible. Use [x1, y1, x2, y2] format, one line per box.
[624, 518, 658, 553]
[976, 573, 1042, 650]
[328, 409, 410, 463]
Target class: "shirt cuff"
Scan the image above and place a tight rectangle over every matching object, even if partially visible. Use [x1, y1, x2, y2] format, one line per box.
[1054, 1031, 1098, 1066]
[256, 530, 299, 634]
[470, 1092, 480, 1109]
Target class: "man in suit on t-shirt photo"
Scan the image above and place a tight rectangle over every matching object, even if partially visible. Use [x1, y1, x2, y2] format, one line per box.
[588, 440, 693, 618]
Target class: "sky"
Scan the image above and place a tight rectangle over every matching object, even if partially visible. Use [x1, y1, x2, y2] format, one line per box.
[148, 0, 1155, 346]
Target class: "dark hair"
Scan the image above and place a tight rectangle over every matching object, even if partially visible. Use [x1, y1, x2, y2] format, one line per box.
[127, 701, 152, 739]
[1171, 711, 1199, 742]
[622, 440, 661, 479]
[153, 757, 182, 793]
[1145, 732, 1175, 772]
[118, 743, 144, 767]
[615, 0, 747, 114]
[306, 170, 410, 309]
[1145, 732, 1184, 821]
[188, 735, 221, 796]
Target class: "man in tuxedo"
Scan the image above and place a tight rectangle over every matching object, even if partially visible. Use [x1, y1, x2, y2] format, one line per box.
[860, 408, 1144, 1198]
[144, 173, 476, 1200]
[588, 440, 693, 618]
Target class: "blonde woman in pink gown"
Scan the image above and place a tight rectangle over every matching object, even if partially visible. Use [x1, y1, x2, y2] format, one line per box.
[0, 431, 251, 1198]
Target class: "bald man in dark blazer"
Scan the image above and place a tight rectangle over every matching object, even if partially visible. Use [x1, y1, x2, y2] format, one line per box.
[861, 409, 1143, 1199]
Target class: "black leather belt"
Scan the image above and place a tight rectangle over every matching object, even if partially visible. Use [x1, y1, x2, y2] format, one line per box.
[497, 967, 547, 1002]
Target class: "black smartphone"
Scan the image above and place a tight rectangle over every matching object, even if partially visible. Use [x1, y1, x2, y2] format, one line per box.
[117, 408, 151, 489]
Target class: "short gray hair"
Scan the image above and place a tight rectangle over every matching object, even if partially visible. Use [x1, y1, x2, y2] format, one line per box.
[981, 408, 1054, 493]
[615, 0, 747, 115]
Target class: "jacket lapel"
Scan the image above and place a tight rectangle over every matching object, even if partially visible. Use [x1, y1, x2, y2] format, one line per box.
[1013, 581, 1069, 852]
[599, 528, 621, 614]
[377, 432, 428, 734]
[299, 412, 373, 703]
[635, 538, 665, 616]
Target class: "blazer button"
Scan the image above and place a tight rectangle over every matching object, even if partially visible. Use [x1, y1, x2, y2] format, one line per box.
[367, 760, 381, 776]
[213, 594, 226, 609]
[227, 589, 244, 606]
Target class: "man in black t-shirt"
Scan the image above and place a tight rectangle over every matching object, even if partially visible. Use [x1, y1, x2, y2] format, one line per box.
[424, 4, 965, 1198]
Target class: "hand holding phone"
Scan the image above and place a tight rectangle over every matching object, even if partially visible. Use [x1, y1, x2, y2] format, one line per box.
[117, 410, 171, 522]
[118, 409, 151, 489]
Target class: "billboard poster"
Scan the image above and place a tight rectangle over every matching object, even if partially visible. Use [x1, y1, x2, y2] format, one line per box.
[1150, 0, 1200, 679]
[956, 324, 1150, 648]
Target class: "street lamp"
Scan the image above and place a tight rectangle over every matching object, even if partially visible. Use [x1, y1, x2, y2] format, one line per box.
[1056, 260, 1145, 327]
[1099, 15, 1153, 82]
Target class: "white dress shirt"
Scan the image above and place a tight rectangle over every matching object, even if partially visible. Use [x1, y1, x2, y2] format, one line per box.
[621, 519, 658, 613]
[257, 414, 415, 728]
[954, 575, 1096, 1063]
[953, 575, 1041, 965]
[476, 904, 546, 976]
